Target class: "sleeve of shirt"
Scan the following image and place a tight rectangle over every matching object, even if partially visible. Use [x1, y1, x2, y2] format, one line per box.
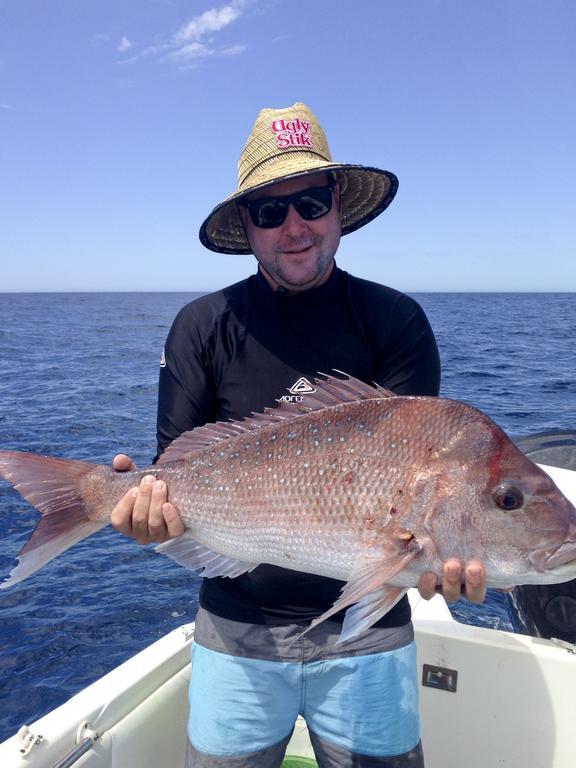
[375, 293, 441, 397]
[154, 304, 217, 461]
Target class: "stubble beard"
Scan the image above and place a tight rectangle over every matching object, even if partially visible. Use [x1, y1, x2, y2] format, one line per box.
[265, 235, 340, 292]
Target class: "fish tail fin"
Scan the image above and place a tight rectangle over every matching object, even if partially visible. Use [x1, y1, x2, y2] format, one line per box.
[0, 450, 106, 588]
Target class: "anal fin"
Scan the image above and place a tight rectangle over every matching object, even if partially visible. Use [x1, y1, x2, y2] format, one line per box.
[155, 533, 258, 578]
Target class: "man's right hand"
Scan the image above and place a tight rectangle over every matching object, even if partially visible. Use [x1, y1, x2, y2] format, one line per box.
[110, 453, 185, 544]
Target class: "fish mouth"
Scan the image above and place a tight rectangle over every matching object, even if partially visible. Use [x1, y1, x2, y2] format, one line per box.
[531, 539, 576, 572]
[545, 540, 576, 569]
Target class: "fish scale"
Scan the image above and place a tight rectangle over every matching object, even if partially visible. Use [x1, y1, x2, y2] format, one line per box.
[1, 373, 576, 642]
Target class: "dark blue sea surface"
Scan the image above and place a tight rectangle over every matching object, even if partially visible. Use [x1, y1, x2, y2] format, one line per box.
[0, 290, 574, 741]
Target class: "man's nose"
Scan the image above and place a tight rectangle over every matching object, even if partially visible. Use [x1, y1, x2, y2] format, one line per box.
[281, 202, 309, 232]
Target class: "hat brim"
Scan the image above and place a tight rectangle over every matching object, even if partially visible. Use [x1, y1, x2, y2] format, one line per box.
[199, 164, 399, 255]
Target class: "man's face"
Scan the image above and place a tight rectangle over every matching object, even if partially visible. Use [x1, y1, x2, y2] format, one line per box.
[239, 172, 341, 293]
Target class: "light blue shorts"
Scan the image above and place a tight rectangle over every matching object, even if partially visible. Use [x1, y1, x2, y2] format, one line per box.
[186, 608, 422, 767]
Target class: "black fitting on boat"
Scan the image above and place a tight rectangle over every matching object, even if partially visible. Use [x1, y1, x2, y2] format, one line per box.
[508, 431, 576, 644]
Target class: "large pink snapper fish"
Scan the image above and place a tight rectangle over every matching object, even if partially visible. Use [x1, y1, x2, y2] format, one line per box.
[1, 374, 575, 642]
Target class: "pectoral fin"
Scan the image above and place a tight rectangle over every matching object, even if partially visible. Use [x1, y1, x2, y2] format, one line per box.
[339, 585, 407, 643]
[300, 546, 417, 642]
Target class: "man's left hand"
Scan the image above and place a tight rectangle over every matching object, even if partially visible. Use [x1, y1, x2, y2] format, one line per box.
[417, 559, 486, 603]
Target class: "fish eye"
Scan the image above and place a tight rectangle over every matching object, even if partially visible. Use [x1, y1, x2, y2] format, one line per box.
[493, 485, 524, 512]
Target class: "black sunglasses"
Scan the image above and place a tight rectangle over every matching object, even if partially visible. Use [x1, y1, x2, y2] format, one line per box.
[241, 184, 334, 229]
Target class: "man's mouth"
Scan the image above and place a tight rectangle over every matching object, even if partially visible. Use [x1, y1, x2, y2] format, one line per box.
[282, 243, 315, 255]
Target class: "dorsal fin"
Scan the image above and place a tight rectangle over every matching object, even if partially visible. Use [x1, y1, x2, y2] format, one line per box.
[156, 372, 394, 466]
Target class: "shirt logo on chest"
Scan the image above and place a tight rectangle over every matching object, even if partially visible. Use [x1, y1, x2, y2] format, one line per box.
[279, 377, 316, 403]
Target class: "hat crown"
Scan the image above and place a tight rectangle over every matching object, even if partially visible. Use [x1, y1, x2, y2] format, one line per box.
[237, 102, 333, 190]
[199, 101, 398, 254]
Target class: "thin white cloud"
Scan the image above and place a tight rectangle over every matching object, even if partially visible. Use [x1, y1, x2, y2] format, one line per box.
[174, 3, 244, 44]
[221, 44, 247, 56]
[0, 103, 11, 109]
[167, 42, 213, 63]
[121, 1, 248, 67]
[118, 37, 133, 53]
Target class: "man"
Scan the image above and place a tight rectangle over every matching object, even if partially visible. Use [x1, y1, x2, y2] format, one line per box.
[111, 103, 486, 767]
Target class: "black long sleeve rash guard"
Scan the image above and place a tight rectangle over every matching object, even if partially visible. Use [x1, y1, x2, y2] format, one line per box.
[156, 266, 441, 627]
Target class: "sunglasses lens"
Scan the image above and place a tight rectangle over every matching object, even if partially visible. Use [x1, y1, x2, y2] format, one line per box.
[294, 187, 332, 220]
[252, 200, 288, 228]
[247, 185, 333, 229]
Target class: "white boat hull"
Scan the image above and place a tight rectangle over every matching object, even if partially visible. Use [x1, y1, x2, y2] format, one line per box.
[2, 602, 575, 768]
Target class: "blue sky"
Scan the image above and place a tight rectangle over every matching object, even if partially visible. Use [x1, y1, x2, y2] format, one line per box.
[1, 0, 574, 292]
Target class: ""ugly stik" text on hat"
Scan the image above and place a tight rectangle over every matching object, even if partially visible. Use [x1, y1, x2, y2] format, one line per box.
[271, 118, 312, 148]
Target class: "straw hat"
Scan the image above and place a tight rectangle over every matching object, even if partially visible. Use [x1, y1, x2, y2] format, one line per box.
[199, 102, 399, 254]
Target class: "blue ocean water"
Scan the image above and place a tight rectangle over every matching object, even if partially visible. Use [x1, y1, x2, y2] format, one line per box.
[0, 290, 574, 741]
